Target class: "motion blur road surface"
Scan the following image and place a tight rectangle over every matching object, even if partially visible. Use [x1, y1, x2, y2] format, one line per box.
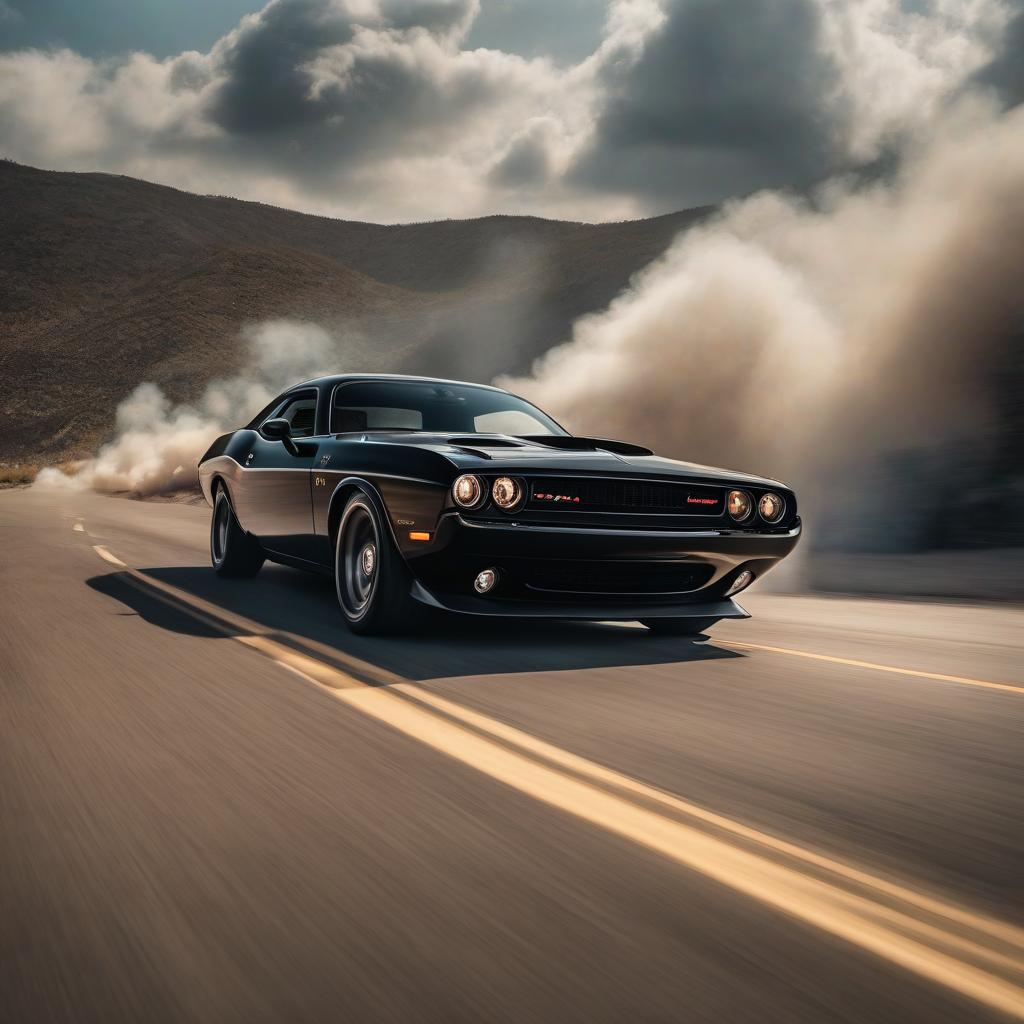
[2, 488, 1022, 1024]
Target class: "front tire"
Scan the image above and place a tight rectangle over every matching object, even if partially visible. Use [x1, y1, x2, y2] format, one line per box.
[641, 617, 716, 636]
[335, 492, 415, 635]
[211, 487, 264, 577]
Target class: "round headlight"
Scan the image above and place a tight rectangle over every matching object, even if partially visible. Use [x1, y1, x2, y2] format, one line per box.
[452, 474, 484, 508]
[758, 492, 786, 523]
[727, 490, 752, 522]
[492, 476, 523, 510]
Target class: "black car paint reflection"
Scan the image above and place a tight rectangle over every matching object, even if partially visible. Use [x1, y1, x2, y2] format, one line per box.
[198, 375, 801, 635]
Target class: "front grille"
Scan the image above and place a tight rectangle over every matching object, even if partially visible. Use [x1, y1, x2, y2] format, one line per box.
[523, 560, 714, 595]
[527, 477, 724, 515]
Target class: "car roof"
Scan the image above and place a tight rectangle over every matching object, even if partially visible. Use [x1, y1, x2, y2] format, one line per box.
[290, 373, 509, 394]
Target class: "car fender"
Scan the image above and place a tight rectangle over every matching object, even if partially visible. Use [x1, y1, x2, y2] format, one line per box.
[200, 457, 242, 512]
[326, 476, 405, 561]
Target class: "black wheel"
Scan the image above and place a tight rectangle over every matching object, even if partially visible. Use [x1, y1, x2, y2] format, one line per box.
[211, 487, 264, 577]
[641, 617, 716, 636]
[335, 492, 416, 635]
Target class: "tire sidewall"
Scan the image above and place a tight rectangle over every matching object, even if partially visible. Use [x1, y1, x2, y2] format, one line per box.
[211, 489, 231, 569]
[211, 484, 263, 577]
[335, 493, 382, 627]
[334, 488, 414, 634]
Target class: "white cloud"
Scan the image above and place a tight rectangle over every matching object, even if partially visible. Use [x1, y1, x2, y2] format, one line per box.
[0, 0, 1016, 221]
[818, 0, 1010, 160]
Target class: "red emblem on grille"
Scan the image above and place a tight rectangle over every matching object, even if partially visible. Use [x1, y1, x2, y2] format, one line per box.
[535, 492, 581, 504]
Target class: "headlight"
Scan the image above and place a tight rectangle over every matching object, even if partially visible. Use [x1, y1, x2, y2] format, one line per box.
[758, 492, 785, 523]
[727, 490, 752, 522]
[452, 474, 484, 508]
[492, 476, 524, 511]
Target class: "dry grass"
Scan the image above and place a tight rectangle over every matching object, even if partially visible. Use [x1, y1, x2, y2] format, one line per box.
[0, 159, 708, 466]
[0, 461, 84, 488]
[0, 463, 39, 488]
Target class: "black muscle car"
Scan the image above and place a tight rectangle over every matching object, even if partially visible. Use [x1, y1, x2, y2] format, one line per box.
[198, 375, 800, 635]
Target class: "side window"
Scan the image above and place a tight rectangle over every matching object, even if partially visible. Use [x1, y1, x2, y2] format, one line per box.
[263, 392, 318, 438]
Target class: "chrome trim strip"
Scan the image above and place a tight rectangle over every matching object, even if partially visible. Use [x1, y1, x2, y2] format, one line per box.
[452, 514, 801, 540]
[320, 469, 445, 487]
[201, 454, 442, 487]
[519, 508, 724, 518]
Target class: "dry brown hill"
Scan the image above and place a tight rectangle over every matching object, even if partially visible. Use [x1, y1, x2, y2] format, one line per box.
[0, 160, 708, 461]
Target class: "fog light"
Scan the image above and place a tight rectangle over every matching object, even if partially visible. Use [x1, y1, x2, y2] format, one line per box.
[474, 568, 499, 594]
[724, 569, 755, 596]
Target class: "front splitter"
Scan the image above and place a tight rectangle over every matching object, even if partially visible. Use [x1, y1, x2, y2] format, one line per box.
[409, 581, 749, 621]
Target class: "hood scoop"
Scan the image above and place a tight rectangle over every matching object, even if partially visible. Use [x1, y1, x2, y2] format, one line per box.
[448, 436, 525, 448]
[443, 434, 654, 460]
[446, 436, 528, 459]
[517, 435, 654, 457]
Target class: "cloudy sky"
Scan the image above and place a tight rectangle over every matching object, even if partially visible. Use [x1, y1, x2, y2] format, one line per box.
[0, 0, 1020, 222]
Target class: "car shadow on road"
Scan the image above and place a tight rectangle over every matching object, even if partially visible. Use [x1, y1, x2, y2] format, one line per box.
[87, 563, 741, 681]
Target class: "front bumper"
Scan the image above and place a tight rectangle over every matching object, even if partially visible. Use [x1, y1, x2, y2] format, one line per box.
[406, 513, 801, 620]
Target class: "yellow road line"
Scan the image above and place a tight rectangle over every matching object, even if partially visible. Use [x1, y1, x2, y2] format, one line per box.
[716, 639, 1024, 695]
[93, 544, 126, 568]
[91, 545, 1024, 1018]
[274, 654, 1024, 1018]
[396, 684, 1024, 951]
[73, 522, 85, 532]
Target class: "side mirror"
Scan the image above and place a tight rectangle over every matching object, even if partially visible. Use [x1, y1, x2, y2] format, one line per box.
[262, 417, 299, 455]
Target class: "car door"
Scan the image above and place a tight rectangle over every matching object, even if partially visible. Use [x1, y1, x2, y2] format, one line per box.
[232, 389, 321, 562]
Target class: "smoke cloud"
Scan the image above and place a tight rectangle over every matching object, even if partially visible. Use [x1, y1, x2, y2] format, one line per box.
[504, 97, 1024, 551]
[35, 321, 346, 496]
[35, 98, 1024, 561]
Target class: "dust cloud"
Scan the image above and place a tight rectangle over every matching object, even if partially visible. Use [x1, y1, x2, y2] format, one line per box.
[503, 98, 1024, 553]
[35, 322, 345, 496]
[35, 100, 1024, 559]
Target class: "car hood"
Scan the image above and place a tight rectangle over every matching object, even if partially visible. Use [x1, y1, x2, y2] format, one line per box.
[355, 432, 787, 489]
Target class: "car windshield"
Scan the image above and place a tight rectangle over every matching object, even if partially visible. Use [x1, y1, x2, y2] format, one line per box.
[331, 381, 566, 436]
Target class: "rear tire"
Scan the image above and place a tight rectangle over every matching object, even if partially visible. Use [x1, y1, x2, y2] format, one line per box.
[211, 487, 264, 577]
[335, 492, 416, 635]
[641, 617, 716, 636]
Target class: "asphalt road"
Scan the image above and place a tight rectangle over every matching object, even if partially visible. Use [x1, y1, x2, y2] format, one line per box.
[2, 487, 1022, 1024]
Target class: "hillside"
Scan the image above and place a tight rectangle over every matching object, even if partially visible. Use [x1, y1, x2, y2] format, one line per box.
[0, 160, 708, 462]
